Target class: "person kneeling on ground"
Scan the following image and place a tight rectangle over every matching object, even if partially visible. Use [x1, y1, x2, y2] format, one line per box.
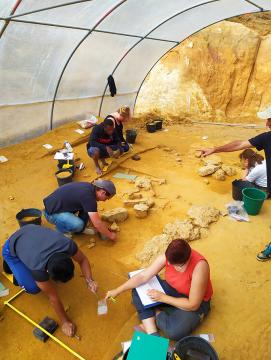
[2, 224, 97, 337]
[232, 149, 268, 199]
[87, 118, 123, 175]
[199, 106, 271, 263]
[105, 106, 131, 153]
[44, 180, 117, 241]
[106, 239, 213, 340]
[240, 149, 267, 191]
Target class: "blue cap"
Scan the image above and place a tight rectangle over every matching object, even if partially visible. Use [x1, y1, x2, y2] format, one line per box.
[92, 180, 116, 196]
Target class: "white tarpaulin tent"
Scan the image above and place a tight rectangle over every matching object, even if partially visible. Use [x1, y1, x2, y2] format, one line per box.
[0, 0, 270, 146]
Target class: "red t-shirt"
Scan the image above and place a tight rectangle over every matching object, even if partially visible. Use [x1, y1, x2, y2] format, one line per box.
[165, 250, 213, 302]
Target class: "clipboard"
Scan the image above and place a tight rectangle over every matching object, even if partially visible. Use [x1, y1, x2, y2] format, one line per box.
[129, 270, 166, 309]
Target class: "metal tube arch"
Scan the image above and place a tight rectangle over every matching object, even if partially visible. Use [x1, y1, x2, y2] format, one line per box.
[97, 0, 220, 117]
[49, 0, 128, 129]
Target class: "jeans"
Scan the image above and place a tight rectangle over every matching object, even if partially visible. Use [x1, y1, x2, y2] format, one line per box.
[132, 279, 211, 341]
[87, 143, 126, 159]
[2, 240, 40, 294]
[44, 211, 85, 233]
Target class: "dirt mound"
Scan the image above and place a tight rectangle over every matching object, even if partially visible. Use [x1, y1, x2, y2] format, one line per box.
[187, 205, 220, 228]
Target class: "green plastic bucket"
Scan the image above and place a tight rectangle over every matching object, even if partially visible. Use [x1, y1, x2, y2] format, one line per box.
[242, 187, 267, 215]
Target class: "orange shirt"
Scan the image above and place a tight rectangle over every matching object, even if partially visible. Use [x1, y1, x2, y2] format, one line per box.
[165, 250, 213, 302]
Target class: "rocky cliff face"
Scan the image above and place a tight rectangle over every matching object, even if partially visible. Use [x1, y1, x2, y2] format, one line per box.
[135, 12, 271, 123]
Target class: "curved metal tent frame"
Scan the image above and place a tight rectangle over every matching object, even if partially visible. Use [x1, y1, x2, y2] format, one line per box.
[0, 0, 269, 147]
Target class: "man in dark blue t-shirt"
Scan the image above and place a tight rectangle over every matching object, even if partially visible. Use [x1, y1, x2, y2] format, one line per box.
[2, 225, 97, 337]
[199, 107, 271, 261]
[87, 118, 123, 175]
[43, 180, 117, 241]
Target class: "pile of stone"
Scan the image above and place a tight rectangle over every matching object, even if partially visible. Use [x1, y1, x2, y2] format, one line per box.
[136, 205, 220, 265]
[197, 154, 237, 181]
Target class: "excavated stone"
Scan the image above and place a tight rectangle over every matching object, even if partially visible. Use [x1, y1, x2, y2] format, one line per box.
[110, 222, 120, 232]
[134, 177, 152, 190]
[123, 198, 148, 207]
[163, 219, 200, 241]
[187, 205, 220, 228]
[212, 169, 226, 181]
[134, 203, 149, 218]
[202, 154, 222, 166]
[198, 164, 220, 176]
[221, 164, 237, 176]
[101, 208, 128, 223]
[136, 234, 171, 265]
[129, 192, 143, 200]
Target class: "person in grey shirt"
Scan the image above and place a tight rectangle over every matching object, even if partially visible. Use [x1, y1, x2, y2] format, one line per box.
[2, 224, 97, 337]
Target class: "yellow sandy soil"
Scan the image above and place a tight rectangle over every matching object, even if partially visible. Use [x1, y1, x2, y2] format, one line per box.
[1, 122, 271, 360]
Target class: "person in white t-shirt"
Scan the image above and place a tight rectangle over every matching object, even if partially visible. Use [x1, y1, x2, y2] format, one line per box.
[239, 149, 267, 189]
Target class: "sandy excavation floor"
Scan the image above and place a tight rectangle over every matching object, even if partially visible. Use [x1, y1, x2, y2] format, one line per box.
[1, 121, 271, 360]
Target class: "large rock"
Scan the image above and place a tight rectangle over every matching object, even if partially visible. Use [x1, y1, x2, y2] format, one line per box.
[134, 203, 149, 219]
[101, 208, 128, 223]
[212, 169, 226, 181]
[202, 155, 222, 166]
[188, 205, 220, 228]
[163, 219, 200, 241]
[198, 164, 220, 176]
[136, 234, 171, 265]
[221, 164, 237, 176]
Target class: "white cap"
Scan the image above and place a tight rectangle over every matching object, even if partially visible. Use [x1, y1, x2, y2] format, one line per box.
[257, 106, 271, 120]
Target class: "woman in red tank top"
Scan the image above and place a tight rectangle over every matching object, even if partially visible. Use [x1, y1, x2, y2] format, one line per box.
[106, 239, 213, 341]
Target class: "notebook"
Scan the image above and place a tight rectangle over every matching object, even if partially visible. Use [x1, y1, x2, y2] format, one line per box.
[129, 270, 166, 308]
[127, 331, 169, 360]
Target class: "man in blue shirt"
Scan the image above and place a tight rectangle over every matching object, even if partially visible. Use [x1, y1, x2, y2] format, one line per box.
[200, 107, 271, 261]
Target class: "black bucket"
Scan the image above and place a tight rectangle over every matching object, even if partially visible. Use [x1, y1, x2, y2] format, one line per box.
[146, 122, 156, 133]
[16, 208, 42, 227]
[57, 160, 75, 174]
[173, 336, 219, 360]
[154, 119, 163, 130]
[232, 179, 255, 201]
[126, 129, 137, 144]
[55, 169, 73, 187]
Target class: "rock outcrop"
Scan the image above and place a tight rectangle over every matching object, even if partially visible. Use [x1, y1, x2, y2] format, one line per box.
[135, 14, 271, 124]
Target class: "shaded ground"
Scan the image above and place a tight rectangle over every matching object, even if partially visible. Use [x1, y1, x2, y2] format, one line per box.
[1, 122, 271, 360]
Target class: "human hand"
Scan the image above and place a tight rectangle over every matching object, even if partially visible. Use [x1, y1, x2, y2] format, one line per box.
[147, 289, 166, 302]
[86, 278, 98, 293]
[61, 321, 76, 337]
[105, 289, 119, 301]
[108, 231, 117, 241]
[198, 148, 215, 157]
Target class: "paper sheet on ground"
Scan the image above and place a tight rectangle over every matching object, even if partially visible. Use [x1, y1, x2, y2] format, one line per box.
[0, 156, 8, 163]
[129, 270, 165, 307]
[54, 152, 74, 160]
[43, 144, 53, 150]
[75, 129, 85, 134]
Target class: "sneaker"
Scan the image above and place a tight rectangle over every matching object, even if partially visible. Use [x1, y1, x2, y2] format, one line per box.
[256, 244, 271, 261]
[83, 227, 96, 236]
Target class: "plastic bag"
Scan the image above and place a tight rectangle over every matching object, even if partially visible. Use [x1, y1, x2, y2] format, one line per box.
[226, 201, 249, 222]
[77, 115, 98, 129]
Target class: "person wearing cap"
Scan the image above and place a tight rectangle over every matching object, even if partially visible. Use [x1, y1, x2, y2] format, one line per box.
[105, 106, 131, 153]
[43, 180, 117, 241]
[2, 224, 98, 337]
[199, 106, 271, 261]
[87, 117, 123, 175]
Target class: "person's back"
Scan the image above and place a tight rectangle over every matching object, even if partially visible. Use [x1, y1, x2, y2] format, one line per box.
[6, 224, 77, 282]
[43, 181, 97, 215]
[247, 160, 267, 187]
